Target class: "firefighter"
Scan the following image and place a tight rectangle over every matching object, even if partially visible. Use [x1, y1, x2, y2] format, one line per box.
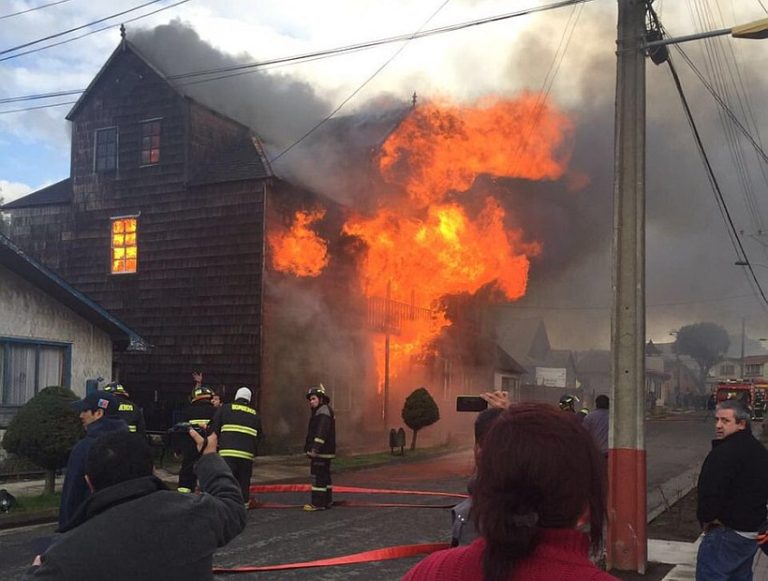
[103, 382, 146, 436]
[177, 386, 217, 493]
[303, 384, 336, 512]
[559, 394, 586, 422]
[209, 387, 262, 506]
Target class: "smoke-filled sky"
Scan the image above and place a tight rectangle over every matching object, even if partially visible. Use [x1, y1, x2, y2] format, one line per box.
[1, 0, 768, 350]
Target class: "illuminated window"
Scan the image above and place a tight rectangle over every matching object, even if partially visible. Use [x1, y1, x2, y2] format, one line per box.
[140, 120, 161, 165]
[111, 217, 138, 274]
[95, 127, 118, 172]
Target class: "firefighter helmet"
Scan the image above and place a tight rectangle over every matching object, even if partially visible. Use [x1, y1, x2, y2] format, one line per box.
[578, 407, 589, 417]
[190, 386, 214, 403]
[306, 384, 329, 402]
[558, 394, 578, 411]
[103, 382, 129, 398]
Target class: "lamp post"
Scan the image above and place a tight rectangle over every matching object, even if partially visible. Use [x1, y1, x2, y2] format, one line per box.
[609, 4, 768, 573]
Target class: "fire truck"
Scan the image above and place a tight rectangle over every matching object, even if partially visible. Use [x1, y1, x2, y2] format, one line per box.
[715, 380, 768, 421]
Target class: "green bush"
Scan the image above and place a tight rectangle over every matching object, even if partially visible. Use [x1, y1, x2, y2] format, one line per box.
[2, 386, 82, 493]
[401, 387, 440, 451]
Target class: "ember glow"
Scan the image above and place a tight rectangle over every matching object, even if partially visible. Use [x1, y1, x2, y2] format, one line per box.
[269, 209, 328, 277]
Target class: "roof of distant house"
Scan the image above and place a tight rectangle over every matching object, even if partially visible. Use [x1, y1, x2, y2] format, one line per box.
[744, 355, 768, 365]
[1, 179, 72, 210]
[0, 232, 148, 351]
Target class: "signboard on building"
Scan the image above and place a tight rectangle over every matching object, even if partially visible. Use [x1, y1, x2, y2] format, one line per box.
[535, 367, 567, 388]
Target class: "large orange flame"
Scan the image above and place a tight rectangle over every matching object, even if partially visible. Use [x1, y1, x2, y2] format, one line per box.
[269, 209, 328, 277]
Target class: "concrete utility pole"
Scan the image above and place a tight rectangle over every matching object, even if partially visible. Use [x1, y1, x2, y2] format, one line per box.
[609, 0, 647, 573]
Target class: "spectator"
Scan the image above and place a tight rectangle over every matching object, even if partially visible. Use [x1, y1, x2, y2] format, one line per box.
[696, 399, 768, 580]
[451, 406, 504, 546]
[25, 429, 246, 580]
[404, 403, 614, 581]
[582, 395, 609, 458]
[58, 391, 127, 529]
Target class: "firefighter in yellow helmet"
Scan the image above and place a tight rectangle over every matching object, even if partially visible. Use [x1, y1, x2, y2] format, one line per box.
[209, 387, 262, 506]
[304, 384, 336, 511]
[177, 385, 216, 493]
[103, 382, 146, 436]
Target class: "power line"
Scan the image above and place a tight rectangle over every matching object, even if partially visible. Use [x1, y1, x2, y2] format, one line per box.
[0, 0, 72, 21]
[491, 292, 758, 312]
[0, 0, 593, 109]
[664, 55, 768, 311]
[0, 0, 192, 64]
[0, 90, 82, 105]
[269, 0, 453, 164]
[0, 101, 76, 115]
[0, 0, 167, 57]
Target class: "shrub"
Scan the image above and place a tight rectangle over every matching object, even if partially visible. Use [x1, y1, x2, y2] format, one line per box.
[401, 387, 440, 450]
[2, 386, 82, 494]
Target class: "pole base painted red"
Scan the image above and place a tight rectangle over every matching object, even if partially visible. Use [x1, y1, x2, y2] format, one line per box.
[607, 447, 647, 573]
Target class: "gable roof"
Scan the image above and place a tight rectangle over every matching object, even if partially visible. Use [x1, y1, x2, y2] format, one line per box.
[66, 40, 177, 121]
[2, 179, 72, 210]
[0, 233, 148, 351]
[494, 316, 551, 366]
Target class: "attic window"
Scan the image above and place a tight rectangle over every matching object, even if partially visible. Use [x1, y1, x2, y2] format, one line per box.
[95, 127, 118, 172]
[111, 217, 138, 274]
[140, 119, 161, 165]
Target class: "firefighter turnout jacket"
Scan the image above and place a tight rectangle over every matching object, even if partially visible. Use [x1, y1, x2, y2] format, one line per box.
[115, 396, 146, 435]
[182, 400, 217, 432]
[210, 402, 262, 460]
[304, 403, 336, 459]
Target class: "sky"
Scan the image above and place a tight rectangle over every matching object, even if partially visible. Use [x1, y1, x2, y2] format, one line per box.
[1, 0, 768, 351]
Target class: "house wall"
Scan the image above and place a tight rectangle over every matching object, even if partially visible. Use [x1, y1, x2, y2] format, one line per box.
[0, 265, 112, 426]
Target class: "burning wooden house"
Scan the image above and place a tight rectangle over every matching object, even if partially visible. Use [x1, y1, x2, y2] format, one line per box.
[3, 31, 575, 448]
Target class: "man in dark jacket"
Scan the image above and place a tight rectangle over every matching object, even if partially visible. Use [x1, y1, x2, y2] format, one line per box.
[303, 384, 336, 511]
[58, 391, 127, 528]
[210, 387, 262, 505]
[177, 386, 217, 493]
[103, 382, 146, 436]
[696, 399, 768, 580]
[25, 429, 246, 580]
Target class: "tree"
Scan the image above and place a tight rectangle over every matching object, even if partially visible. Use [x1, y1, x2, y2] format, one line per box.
[674, 322, 730, 390]
[401, 387, 440, 451]
[2, 386, 82, 494]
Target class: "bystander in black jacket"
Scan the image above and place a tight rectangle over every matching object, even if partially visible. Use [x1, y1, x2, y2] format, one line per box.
[697, 428, 768, 531]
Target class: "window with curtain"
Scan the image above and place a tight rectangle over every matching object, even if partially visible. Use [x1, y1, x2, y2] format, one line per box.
[1, 340, 69, 406]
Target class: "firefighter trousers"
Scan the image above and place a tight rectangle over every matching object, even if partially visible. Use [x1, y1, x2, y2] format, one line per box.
[309, 457, 333, 508]
[223, 457, 253, 504]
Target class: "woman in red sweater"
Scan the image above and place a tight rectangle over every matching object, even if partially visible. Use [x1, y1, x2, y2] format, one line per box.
[403, 403, 616, 581]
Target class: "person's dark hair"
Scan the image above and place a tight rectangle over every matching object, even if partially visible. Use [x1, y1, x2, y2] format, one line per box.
[595, 395, 609, 410]
[717, 399, 751, 425]
[474, 407, 504, 446]
[472, 403, 606, 581]
[85, 431, 153, 491]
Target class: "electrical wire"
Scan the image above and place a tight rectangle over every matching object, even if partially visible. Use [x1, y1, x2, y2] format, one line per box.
[269, 0, 452, 164]
[0, 0, 168, 57]
[664, 55, 768, 311]
[0, 101, 77, 115]
[0, 0, 192, 64]
[0, 0, 593, 110]
[0, 0, 71, 21]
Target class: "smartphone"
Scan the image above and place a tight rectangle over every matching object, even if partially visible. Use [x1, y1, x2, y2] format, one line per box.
[456, 395, 488, 412]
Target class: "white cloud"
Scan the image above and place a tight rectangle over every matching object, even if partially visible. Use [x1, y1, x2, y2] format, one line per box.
[0, 180, 33, 203]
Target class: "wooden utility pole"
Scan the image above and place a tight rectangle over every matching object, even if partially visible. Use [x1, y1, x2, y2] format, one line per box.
[609, 0, 647, 573]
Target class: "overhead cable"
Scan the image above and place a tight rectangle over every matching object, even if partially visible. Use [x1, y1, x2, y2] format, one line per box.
[0, 0, 71, 21]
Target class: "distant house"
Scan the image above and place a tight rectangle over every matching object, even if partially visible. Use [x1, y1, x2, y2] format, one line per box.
[493, 316, 579, 405]
[0, 232, 145, 428]
[743, 355, 768, 380]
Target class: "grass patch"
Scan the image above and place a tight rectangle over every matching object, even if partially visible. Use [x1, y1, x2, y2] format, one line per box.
[6, 491, 60, 513]
[334, 444, 454, 471]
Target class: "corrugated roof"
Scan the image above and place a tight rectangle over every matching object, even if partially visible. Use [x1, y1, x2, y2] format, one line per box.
[2, 178, 72, 210]
[0, 232, 148, 351]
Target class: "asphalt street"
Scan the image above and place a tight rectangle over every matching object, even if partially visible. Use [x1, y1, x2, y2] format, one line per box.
[0, 413, 716, 580]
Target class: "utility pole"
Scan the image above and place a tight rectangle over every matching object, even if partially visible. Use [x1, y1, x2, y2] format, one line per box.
[609, 0, 647, 573]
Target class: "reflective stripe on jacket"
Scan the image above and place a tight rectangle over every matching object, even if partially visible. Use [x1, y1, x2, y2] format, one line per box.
[210, 402, 262, 460]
